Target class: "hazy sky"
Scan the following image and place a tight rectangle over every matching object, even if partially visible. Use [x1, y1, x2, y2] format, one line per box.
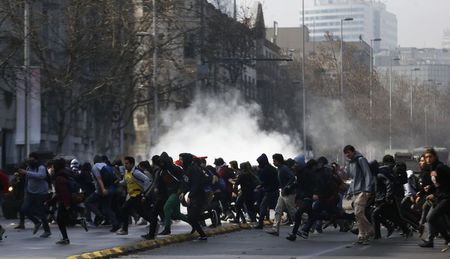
[237, 0, 450, 48]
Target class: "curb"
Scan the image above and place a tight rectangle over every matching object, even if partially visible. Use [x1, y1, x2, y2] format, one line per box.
[67, 224, 249, 259]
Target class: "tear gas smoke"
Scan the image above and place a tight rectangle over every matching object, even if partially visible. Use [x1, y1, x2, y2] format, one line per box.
[151, 91, 301, 165]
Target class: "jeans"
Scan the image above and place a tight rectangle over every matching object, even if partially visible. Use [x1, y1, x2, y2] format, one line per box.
[258, 191, 278, 226]
[21, 192, 50, 233]
[427, 198, 450, 243]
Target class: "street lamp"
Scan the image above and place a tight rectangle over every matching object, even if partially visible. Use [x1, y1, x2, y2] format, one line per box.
[389, 56, 400, 153]
[410, 67, 420, 148]
[369, 38, 381, 128]
[301, 0, 306, 156]
[340, 17, 353, 98]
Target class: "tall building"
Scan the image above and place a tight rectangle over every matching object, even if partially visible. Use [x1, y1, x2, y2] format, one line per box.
[207, 0, 235, 17]
[443, 28, 450, 49]
[303, 0, 397, 52]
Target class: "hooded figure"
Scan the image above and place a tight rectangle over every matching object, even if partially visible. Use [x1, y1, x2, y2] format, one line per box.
[256, 154, 278, 193]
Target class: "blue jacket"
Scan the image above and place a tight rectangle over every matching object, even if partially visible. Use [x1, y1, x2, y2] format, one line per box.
[347, 152, 373, 195]
[26, 165, 49, 194]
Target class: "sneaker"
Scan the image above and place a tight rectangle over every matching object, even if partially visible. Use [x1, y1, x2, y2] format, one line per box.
[197, 236, 208, 241]
[361, 238, 370, 245]
[253, 224, 264, 229]
[55, 239, 70, 245]
[297, 231, 309, 239]
[0, 226, 5, 241]
[286, 233, 297, 241]
[265, 229, 279, 236]
[116, 229, 128, 235]
[33, 222, 42, 235]
[418, 241, 434, 248]
[80, 218, 89, 232]
[387, 226, 395, 238]
[40, 232, 51, 238]
[352, 238, 364, 245]
[110, 225, 121, 233]
[141, 233, 155, 240]
[158, 229, 171, 235]
[14, 224, 25, 230]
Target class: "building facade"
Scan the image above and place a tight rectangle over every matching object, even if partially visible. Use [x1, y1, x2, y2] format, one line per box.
[303, 0, 397, 52]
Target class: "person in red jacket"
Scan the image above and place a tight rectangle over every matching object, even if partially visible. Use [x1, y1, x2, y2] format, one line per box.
[51, 158, 72, 245]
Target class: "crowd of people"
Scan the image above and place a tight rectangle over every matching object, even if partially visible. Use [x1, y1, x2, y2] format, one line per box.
[0, 146, 449, 253]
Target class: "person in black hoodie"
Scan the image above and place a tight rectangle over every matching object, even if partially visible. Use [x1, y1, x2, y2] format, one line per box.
[179, 153, 208, 241]
[233, 162, 260, 224]
[372, 156, 411, 240]
[254, 154, 279, 229]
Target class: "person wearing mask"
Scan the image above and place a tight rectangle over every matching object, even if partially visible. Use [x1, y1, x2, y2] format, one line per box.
[18, 152, 51, 238]
[344, 145, 374, 245]
[232, 162, 260, 224]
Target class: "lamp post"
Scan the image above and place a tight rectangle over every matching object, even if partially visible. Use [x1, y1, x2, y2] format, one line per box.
[369, 38, 381, 128]
[389, 56, 400, 153]
[23, 0, 31, 157]
[340, 17, 353, 98]
[301, 0, 306, 156]
[410, 67, 420, 148]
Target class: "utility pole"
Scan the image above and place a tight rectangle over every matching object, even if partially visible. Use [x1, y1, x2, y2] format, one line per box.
[152, 0, 159, 143]
[301, 0, 307, 156]
[24, 0, 31, 157]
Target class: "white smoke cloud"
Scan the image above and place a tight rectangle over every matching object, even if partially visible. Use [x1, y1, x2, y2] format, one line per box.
[151, 91, 301, 165]
[306, 96, 387, 162]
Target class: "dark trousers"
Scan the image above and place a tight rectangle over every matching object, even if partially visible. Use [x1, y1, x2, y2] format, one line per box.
[302, 197, 338, 232]
[57, 205, 70, 240]
[372, 201, 408, 239]
[120, 195, 152, 231]
[291, 198, 313, 234]
[21, 192, 50, 233]
[258, 191, 278, 226]
[235, 191, 257, 223]
[85, 193, 118, 226]
[187, 196, 207, 238]
[148, 197, 165, 238]
[427, 199, 450, 243]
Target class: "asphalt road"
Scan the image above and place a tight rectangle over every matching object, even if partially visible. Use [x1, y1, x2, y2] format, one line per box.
[0, 217, 194, 259]
[121, 226, 450, 259]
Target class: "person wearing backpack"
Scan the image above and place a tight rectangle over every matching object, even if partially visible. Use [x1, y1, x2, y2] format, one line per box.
[18, 152, 51, 238]
[116, 156, 153, 235]
[85, 155, 120, 232]
[344, 145, 374, 245]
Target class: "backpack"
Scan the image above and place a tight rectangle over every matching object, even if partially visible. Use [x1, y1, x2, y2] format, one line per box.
[67, 176, 81, 193]
[100, 165, 116, 188]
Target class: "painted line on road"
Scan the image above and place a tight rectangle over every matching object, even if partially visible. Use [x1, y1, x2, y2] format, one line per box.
[67, 223, 252, 259]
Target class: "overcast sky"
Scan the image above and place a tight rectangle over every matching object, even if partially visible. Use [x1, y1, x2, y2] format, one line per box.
[237, 0, 450, 48]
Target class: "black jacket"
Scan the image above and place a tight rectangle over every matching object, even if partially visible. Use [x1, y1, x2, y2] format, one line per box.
[179, 153, 205, 200]
[374, 165, 395, 202]
[256, 154, 279, 193]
